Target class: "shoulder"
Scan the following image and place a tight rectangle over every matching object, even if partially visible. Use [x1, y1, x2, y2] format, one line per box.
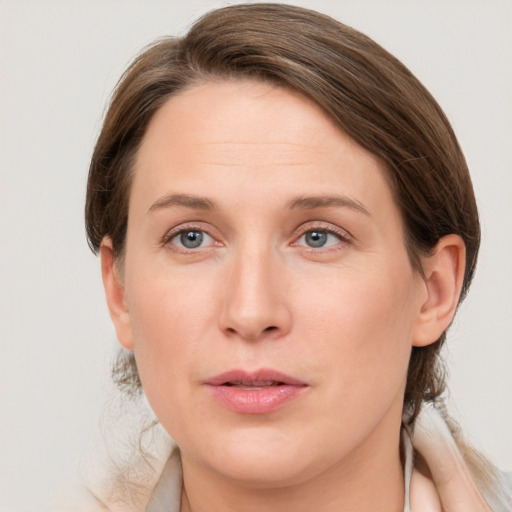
[412, 402, 512, 511]
[410, 468, 442, 511]
[49, 484, 109, 512]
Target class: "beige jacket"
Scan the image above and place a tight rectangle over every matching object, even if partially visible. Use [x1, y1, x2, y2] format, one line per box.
[56, 403, 512, 512]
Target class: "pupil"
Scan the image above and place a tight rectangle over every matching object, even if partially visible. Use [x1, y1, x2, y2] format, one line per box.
[306, 230, 327, 247]
[181, 231, 203, 248]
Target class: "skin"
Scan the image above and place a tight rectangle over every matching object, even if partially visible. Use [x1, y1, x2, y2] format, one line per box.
[101, 80, 468, 511]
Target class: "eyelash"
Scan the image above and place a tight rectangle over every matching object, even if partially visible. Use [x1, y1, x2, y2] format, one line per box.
[292, 223, 352, 250]
[161, 223, 221, 253]
[161, 222, 352, 253]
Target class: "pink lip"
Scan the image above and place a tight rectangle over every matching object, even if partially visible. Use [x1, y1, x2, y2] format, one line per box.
[204, 368, 308, 414]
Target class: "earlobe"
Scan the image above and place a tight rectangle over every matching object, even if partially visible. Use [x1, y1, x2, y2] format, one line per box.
[412, 235, 466, 347]
[100, 238, 134, 350]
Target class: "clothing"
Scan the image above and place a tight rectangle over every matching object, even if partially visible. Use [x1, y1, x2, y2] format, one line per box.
[144, 403, 512, 512]
[56, 403, 512, 511]
[145, 425, 414, 512]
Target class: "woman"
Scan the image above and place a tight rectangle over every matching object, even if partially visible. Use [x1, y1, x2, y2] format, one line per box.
[83, 3, 511, 511]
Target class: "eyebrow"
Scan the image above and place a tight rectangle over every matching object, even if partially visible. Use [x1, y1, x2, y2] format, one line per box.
[287, 195, 371, 216]
[149, 193, 218, 213]
[148, 192, 370, 216]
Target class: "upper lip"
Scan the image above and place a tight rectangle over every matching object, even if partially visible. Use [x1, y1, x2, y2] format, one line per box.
[204, 368, 307, 387]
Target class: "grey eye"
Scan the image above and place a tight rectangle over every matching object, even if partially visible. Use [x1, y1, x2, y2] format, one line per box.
[177, 230, 205, 249]
[297, 230, 341, 249]
[304, 230, 328, 247]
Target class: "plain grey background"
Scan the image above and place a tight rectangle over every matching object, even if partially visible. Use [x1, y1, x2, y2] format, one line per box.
[1, 1, 511, 510]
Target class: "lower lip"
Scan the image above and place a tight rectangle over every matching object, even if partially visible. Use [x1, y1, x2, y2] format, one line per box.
[207, 384, 307, 414]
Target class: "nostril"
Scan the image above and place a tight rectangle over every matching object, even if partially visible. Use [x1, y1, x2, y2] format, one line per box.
[223, 324, 281, 340]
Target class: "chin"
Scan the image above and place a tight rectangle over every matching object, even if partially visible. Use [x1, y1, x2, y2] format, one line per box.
[189, 426, 328, 489]
[211, 455, 314, 489]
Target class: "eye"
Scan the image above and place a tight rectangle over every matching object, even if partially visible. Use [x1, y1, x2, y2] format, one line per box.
[169, 229, 215, 250]
[293, 225, 351, 250]
[298, 230, 340, 248]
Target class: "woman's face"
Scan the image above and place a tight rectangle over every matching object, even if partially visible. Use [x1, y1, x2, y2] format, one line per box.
[113, 80, 429, 486]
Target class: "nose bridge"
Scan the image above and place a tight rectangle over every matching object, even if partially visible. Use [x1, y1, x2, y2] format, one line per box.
[219, 236, 290, 340]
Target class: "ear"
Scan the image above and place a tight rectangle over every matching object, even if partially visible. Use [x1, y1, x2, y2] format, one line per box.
[413, 234, 466, 347]
[100, 237, 134, 350]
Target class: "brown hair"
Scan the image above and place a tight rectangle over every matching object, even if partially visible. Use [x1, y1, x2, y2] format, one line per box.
[86, 3, 479, 423]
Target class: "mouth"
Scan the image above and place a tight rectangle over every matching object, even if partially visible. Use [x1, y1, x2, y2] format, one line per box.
[204, 369, 308, 414]
[205, 368, 306, 387]
[222, 380, 288, 390]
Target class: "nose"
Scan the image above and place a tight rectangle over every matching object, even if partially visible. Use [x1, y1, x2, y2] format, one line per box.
[218, 244, 292, 342]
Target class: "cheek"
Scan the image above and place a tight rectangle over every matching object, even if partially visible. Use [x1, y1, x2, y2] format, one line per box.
[287, 275, 416, 455]
[124, 265, 214, 415]
[297, 268, 418, 402]
[126, 251, 215, 343]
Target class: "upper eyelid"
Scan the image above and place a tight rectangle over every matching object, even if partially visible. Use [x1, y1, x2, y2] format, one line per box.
[161, 222, 218, 245]
[293, 221, 353, 240]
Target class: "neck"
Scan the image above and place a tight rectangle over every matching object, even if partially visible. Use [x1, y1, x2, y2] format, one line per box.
[179, 423, 405, 512]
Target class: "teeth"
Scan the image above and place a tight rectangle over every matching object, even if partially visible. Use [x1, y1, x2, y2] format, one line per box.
[244, 380, 275, 386]
[225, 380, 281, 386]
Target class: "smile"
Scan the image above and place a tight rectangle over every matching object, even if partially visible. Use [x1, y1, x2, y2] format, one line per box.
[204, 369, 308, 414]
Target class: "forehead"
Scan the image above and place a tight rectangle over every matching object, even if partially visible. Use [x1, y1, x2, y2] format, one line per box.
[132, 79, 396, 219]
[138, 80, 349, 167]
